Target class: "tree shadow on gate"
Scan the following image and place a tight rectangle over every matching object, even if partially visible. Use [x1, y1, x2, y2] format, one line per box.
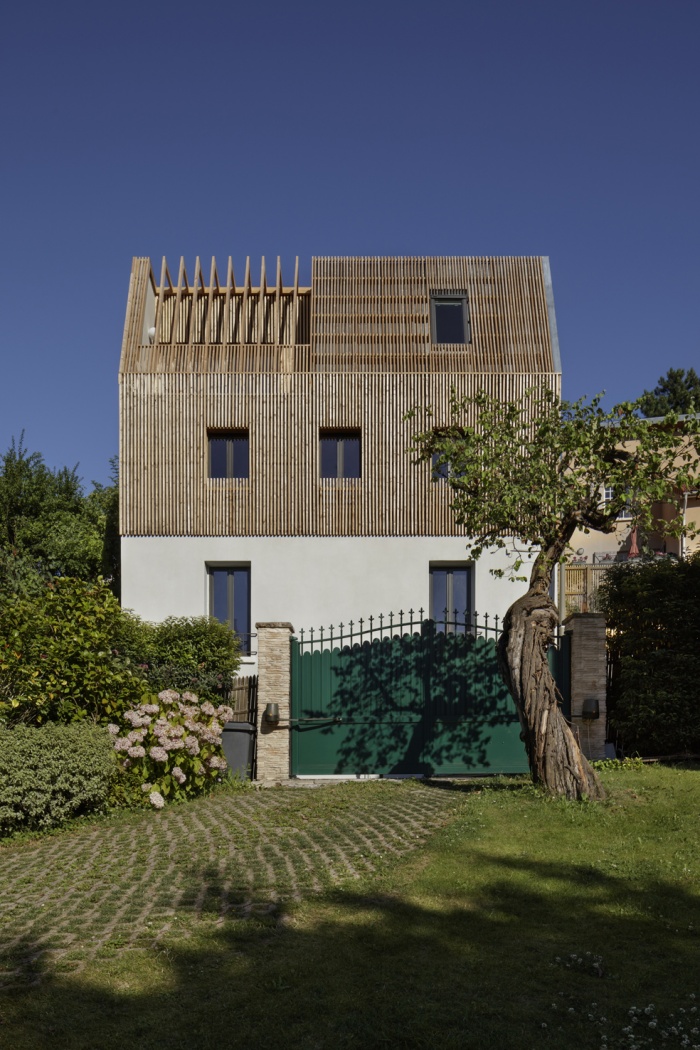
[303, 620, 526, 776]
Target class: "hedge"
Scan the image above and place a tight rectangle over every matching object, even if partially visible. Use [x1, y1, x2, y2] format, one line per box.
[598, 553, 700, 755]
[0, 723, 116, 835]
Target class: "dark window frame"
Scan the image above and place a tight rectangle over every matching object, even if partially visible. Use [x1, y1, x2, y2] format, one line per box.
[430, 292, 471, 345]
[208, 428, 249, 480]
[429, 564, 472, 633]
[208, 564, 252, 655]
[319, 428, 362, 479]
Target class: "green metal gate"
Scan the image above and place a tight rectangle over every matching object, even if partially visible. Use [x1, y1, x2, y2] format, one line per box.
[290, 610, 530, 777]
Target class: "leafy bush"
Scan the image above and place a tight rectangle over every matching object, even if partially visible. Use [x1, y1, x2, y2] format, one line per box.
[598, 554, 700, 755]
[0, 723, 116, 835]
[0, 578, 147, 726]
[114, 615, 241, 701]
[109, 690, 236, 806]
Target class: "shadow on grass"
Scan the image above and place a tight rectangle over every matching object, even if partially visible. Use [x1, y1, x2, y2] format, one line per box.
[2, 846, 699, 1050]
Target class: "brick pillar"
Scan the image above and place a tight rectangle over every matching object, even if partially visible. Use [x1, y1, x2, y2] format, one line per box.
[255, 622, 293, 784]
[563, 613, 607, 761]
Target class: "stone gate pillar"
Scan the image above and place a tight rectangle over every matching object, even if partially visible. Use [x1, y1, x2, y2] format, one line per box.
[255, 622, 293, 783]
[563, 613, 607, 761]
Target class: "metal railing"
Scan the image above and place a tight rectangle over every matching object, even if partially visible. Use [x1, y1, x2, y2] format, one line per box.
[564, 565, 613, 614]
[295, 608, 503, 654]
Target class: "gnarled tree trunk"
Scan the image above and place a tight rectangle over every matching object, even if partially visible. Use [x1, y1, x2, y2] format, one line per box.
[497, 548, 606, 801]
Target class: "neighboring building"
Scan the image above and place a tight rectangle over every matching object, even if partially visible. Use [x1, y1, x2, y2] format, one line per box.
[566, 434, 700, 613]
[119, 255, 562, 671]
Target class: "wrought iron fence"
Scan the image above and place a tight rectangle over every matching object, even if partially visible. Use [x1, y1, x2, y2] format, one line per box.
[295, 609, 503, 654]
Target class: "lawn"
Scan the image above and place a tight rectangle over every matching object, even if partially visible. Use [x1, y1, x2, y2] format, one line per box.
[0, 764, 699, 1050]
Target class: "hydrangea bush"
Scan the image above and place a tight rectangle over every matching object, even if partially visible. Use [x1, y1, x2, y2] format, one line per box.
[109, 690, 234, 807]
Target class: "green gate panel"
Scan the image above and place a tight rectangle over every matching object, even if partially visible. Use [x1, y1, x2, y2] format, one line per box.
[291, 626, 529, 777]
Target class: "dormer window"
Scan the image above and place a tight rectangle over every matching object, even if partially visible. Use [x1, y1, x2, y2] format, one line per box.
[430, 293, 471, 344]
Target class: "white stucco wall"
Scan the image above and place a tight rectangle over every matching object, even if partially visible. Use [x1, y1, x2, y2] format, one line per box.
[121, 536, 534, 670]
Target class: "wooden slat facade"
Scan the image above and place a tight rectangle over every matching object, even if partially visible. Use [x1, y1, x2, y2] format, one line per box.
[119, 256, 561, 537]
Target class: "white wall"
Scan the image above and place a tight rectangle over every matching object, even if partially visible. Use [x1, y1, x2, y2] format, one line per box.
[121, 536, 534, 669]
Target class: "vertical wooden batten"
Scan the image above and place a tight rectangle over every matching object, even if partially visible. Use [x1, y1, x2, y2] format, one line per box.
[119, 256, 561, 539]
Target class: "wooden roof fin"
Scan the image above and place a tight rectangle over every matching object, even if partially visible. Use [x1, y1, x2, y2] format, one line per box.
[275, 256, 283, 344]
[188, 257, 202, 345]
[153, 256, 168, 344]
[257, 257, 266, 344]
[205, 257, 218, 344]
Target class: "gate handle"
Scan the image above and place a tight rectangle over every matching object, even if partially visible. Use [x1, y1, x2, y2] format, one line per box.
[290, 716, 343, 725]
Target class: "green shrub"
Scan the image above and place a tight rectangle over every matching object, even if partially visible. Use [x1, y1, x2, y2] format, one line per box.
[0, 723, 116, 835]
[0, 578, 149, 726]
[598, 554, 700, 755]
[114, 615, 241, 701]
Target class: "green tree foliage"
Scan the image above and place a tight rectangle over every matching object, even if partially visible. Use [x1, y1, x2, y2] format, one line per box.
[0, 578, 242, 728]
[0, 436, 119, 596]
[639, 367, 700, 418]
[413, 389, 700, 573]
[410, 388, 700, 800]
[598, 554, 700, 755]
[0, 579, 146, 726]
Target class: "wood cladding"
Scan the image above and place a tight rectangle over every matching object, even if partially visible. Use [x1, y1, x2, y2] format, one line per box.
[120, 372, 561, 537]
[119, 255, 561, 537]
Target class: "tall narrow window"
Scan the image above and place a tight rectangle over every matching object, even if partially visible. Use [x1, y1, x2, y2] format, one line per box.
[208, 429, 249, 479]
[320, 429, 361, 479]
[430, 294, 471, 344]
[430, 565, 471, 633]
[209, 566, 251, 654]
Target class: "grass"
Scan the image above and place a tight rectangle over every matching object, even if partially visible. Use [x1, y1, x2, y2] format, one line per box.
[0, 765, 699, 1049]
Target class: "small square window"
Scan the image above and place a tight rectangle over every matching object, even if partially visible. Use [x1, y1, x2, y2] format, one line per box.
[431, 452, 449, 481]
[603, 485, 633, 520]
[320, 429, 361, 479]
[430, 293, 471, 344]
[208, 429, 249, 479]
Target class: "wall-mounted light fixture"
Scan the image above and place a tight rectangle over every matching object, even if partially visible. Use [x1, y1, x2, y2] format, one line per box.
[581, 696, 600, 721]
[264, 702, 280, 724]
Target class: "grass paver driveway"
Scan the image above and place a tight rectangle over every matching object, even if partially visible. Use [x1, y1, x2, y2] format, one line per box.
[1, 766, 699, 1050]
[0, 779, 460, 986]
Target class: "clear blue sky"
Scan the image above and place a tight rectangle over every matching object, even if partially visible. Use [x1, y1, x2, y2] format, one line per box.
[1, 0, 698, 488]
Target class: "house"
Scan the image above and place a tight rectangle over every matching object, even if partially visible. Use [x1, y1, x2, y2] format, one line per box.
[565, 429, 700, 614]
[119, 255, 562, 674]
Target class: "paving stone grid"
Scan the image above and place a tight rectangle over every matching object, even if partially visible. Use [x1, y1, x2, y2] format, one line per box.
[0, 783, 460, 987]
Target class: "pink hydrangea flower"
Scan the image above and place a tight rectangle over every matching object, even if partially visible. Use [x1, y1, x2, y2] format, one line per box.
[114, 737, 131, 752]
[172, 766, 187, 784]
[217, 706, 235, 723]
[180, 691, 199, 704]
[184, 735, 200, 755]
[127, 745, 146, 758]
[200, 701, 216, 717]
[149, 746, 168, 763]
[149, 791, 165, 809]
[107, 724, 120, 736]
